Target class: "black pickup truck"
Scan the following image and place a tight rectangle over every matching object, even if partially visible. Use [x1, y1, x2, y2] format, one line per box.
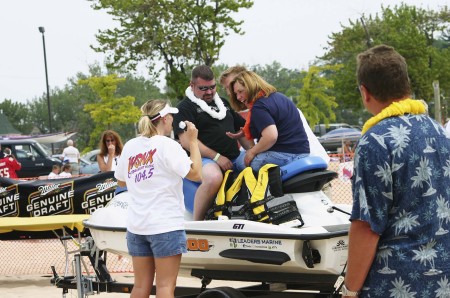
[0, 139, 62, 178]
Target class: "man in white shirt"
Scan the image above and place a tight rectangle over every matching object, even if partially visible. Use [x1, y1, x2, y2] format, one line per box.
[61, 140, 80, 175]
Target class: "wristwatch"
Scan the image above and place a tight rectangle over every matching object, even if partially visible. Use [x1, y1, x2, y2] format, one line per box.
[341, 284, 360, 296]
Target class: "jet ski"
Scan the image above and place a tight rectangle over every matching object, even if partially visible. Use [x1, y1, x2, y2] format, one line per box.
[84, 156, 351, 287]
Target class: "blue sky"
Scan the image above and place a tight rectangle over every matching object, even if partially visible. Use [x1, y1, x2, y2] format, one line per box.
[0, 0, 446, 103]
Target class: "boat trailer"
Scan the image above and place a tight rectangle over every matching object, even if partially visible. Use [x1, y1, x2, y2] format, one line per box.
[51, 235, 342, 298]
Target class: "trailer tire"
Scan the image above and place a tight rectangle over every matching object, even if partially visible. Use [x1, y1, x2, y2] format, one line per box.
[197, 286, 246, 298]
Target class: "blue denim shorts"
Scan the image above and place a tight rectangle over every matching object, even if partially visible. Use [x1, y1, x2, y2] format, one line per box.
[126, 230, 187, 258]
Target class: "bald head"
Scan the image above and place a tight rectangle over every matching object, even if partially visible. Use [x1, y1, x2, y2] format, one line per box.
[67, 140, 74, 146]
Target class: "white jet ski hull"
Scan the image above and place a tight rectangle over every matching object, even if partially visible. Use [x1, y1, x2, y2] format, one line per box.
[85, 190, 350, 276]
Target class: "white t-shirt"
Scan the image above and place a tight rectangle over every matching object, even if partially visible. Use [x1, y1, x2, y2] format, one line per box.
[103, 155, 120, 172]
[298, 109, 330, 164]
[445, 121, 450, 136]
[62, 146, 80, 163]
[59, 171, 72, 178]
[48, 172, 59, 179]
[115, 135, 192, 235]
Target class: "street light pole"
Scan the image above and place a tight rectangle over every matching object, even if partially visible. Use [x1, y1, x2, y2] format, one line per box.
[38, 26, 54, 154]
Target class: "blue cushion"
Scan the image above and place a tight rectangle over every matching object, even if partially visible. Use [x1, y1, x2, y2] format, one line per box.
[183, 179, 200, 213]
[280, 156, 327, 182]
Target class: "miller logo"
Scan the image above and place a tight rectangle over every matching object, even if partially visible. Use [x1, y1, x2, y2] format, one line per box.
[96, 180, 118, 193]
[38, 183, 61, 196]
[82, 178, 116, 213]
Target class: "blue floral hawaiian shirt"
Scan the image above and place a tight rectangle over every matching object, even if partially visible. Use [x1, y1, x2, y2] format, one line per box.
[351, 114, 450, 298]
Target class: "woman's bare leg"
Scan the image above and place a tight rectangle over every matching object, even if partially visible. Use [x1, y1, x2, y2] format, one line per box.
[154, 254, 182, 298]
[131, 256, 155, 298]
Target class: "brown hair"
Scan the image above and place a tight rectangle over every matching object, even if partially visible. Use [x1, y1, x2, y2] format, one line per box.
[62, 163, 72, 172]
[191, 65, 215, 83]
[356, 44, 411, 102]
[98, 130, 124, 157]
[219, 65, 247, 86]
[229, 70, 277, 111]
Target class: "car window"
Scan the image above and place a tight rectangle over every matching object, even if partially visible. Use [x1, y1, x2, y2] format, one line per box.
[325, 124, 352, 133]
[14, 144, 44, 158]
[15, 149, 29, 159]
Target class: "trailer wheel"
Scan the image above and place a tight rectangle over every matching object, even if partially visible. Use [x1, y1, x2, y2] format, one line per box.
[197, 286, 246, 298]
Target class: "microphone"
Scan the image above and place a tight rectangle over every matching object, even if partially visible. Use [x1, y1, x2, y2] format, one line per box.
[179, 121, 187, 131]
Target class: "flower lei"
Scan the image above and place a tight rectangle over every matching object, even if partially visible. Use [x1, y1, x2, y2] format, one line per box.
[242, 90, 266, 140]
[361, 98, 426, 135]
[185, 87, 227, 120]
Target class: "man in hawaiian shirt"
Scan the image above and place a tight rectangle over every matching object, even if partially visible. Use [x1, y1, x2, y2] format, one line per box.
[343, 45, 450, 297]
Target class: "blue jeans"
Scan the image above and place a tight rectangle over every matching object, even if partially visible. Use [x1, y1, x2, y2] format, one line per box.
[126, 230, 187, 258]
[235, 151, 309, 172]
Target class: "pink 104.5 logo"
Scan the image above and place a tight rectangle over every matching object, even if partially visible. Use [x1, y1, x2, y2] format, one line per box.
[134, 167, 154, 183]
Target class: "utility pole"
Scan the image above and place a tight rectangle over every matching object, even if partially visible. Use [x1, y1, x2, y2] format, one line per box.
[433, 81, 441, 124]
[39, 26, 54, 154]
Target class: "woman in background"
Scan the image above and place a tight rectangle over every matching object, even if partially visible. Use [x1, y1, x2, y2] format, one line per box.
[97, 130, 123, 172]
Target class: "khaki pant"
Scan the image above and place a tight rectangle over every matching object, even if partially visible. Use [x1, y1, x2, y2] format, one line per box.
[70, 162, 79, 175]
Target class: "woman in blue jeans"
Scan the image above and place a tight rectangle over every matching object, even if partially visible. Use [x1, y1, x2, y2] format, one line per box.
[227, 70, 310, 172]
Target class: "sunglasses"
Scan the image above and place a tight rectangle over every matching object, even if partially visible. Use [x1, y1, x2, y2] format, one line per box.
[105, 139, 115, 143]
[197, 84, 216, 91]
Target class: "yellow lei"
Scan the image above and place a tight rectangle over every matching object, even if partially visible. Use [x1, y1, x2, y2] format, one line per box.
[361, 98, 426, 135]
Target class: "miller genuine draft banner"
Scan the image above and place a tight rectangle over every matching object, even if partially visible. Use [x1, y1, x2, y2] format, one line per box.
[0, 172, 119, 239]
[0, 171, 117, 218]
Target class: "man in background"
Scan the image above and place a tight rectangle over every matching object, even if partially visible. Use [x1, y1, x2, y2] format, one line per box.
[61, 139, 80, 175]
[0, 148, 21, 178]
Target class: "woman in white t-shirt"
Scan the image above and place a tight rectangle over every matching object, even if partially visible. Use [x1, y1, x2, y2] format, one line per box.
[97, 130, 124, 172]
[115, 99, 202, 298]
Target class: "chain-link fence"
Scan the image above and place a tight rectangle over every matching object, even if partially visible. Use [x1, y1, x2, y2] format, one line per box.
[0, 156, 354, 276]
[0, 238, 133, 276]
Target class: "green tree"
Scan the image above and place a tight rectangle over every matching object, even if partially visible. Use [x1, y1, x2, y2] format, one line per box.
[27, 94, 54, 134]
[295, 64, 342, 127]
[79, 74, 141, 149]
[116, 74, 166, 108]
[320, 4, 450, 123]
[0, 99, 32, 134]
[89, 0, 253, 99]
[251, 61, 305, 98]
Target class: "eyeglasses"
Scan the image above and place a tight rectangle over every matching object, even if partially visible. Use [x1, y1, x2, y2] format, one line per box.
[105, 139, 115, 143]
[197, 84, 216, 91]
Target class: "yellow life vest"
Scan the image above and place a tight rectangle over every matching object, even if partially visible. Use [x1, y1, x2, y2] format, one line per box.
[206, 164, 303, 227]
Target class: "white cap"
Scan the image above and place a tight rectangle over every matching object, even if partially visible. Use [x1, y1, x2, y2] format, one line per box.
[149, 104, 179, 122]
[159, 104, 179, 117]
